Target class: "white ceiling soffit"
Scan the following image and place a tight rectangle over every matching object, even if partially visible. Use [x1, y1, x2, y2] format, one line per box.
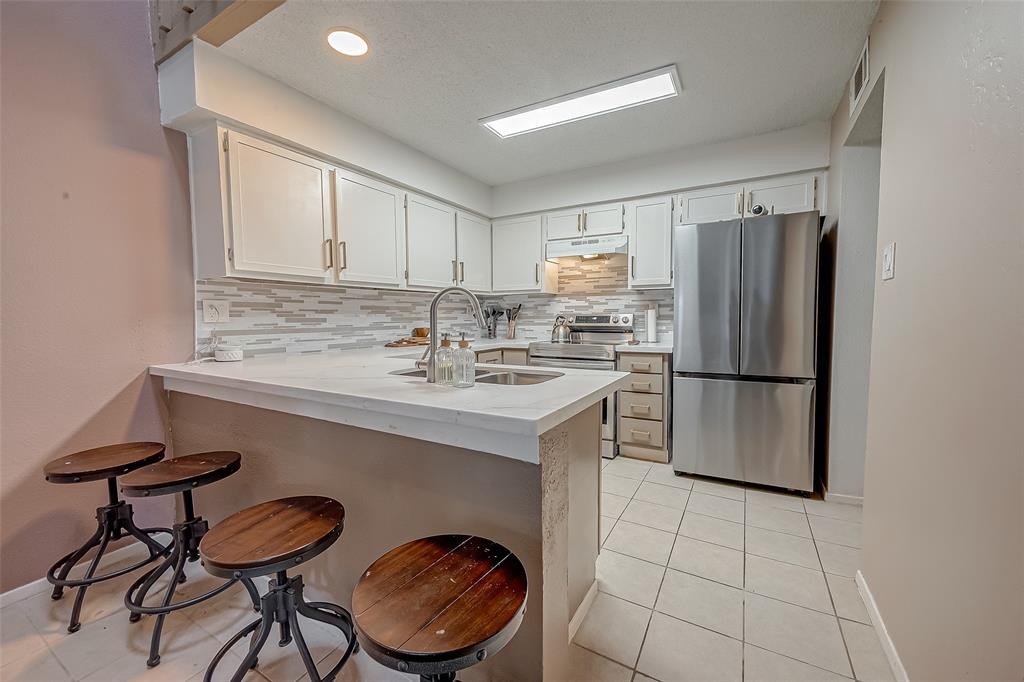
[222, 1, 878, 186]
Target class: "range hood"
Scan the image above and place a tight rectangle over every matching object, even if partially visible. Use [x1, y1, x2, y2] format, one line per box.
[546, 234, 628, 259]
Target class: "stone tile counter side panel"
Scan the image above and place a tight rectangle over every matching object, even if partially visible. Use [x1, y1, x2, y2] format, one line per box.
[195, 254, 673, 356]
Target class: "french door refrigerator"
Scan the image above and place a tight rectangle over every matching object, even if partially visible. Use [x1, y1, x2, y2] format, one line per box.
[671, 211, 819, 491]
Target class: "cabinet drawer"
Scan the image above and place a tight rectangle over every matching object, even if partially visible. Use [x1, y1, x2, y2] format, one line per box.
[619, 417, 665, 448]
[502, 348, 528, 366]
[477, 349, 503, 364]
[624, 373, 663, 394]
[618, 392, 663, 420]
[617, 354, 665, 374]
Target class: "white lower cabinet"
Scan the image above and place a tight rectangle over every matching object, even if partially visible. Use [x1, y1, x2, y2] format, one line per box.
[334, 169, 405, 287]
[626, 196, 673, 288]
[491, 215, 557, 293]
[406, 194, 458, 289]
[456, 212, 492, 293]
[224, 130, 333, 281]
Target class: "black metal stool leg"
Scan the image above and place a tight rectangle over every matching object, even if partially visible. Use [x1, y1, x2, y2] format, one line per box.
[67, 520, 112, 633]
[287, 609, 321, 682]
[127, 543, 177, 623]
[241, 577, 261, 612]
[203, 613, 267, 682]
[49, 524, 104, 601]
[146, 543, 189, 667]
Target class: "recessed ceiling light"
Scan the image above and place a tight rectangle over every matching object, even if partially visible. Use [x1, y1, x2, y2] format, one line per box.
[480, 65, 680, 138]
[327, 28, 369, 57]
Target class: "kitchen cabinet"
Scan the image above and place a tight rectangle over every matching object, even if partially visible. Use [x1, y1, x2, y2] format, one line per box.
[626, 196, 673, 288]
[581, 202, 625, 236]
[744, 173, 817, 216]
[455, 212, 492, 293]
[491, 215, 558, 293]
[406, 194, 458, 289]
[616, 352, 671, 463]
[544, 203, 624, 240]
[224, 130, 333, 281]
[675, 183, 744, 225]
[502, 349, 529, 365]
[334, 169, 406, 287]
[476, 349, 503, 364]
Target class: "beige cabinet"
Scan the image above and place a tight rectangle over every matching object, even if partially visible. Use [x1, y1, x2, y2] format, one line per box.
[476, 349, 503, 364]
[616, 352, 671, 462]
[224, 131, 333, 281]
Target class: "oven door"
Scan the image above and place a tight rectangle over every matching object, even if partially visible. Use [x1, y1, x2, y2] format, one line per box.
[528, 356, 618, 457]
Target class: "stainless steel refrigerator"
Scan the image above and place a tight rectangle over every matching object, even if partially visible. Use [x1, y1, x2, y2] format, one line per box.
[671, 211, 819, 491]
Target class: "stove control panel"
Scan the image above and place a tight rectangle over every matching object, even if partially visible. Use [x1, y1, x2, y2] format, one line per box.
[569, 314, 632, 328]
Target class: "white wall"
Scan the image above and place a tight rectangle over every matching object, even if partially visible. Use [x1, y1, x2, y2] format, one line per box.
[832, 2, 1023, 679]
[159, 41, 492, 215]
[491, 122, 830, 216]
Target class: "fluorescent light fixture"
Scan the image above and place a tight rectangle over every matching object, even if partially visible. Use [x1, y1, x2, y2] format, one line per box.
[327, 28, 369, 57]
[480, 65, 679, 138]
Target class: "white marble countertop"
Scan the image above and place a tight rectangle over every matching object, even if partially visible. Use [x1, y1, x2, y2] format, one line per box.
[473, 338, 673, 354]
[150, 345, 631, 464]
[614, 340, 674, 354]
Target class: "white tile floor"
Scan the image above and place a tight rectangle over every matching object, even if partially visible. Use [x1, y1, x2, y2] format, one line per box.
[578, 458, 893, 682]
[0, 460, 891, 682]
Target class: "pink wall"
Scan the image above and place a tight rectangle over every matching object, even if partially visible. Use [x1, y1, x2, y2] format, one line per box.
[0, 1, 195, 591]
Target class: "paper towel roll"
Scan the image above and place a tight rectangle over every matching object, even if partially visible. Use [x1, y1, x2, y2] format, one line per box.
[646, 306, 658, 343]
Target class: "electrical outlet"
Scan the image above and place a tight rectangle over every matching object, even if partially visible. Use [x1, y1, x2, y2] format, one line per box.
[203, 299, 230, 323]
[881, 242, 896, 281]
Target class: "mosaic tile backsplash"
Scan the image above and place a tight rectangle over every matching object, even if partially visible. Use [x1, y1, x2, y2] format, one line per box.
[196, 254, 673, 357]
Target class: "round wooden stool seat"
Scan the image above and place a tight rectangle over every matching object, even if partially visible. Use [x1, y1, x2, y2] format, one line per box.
[353, 535, 527, 679]
[199, 496, 345, 579]
[120, 451, 241, 497]
[43, 442, 165, 484]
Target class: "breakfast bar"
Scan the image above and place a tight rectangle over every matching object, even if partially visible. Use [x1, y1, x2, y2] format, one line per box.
[150, 348, 630, 681]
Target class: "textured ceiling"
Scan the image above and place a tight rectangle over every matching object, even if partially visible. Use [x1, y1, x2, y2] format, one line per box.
[223, 1, 878, 185]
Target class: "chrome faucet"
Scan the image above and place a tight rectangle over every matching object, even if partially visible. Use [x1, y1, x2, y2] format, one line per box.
[417, 286, 488, 383]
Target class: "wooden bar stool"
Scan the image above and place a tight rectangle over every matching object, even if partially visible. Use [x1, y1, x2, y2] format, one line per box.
[121, 451, 261, 668]
[199, 496, 357, 682]
[43, 442, 172, 633]
[352, 535, 528, 682]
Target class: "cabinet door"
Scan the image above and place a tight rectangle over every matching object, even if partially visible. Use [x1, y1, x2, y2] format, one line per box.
[334, 169, 405, 286]
[545, 208, 583, 240]
[744, 174, 817, 216]
[626, 196, 673, 288]
[456, 212, 491, 293]
[492, 215, 544, 292]
[583, 202, 624, 236]
[675, 183, 744, 225]
[406, 194, 457, 288]
[226, 132, 332, 280]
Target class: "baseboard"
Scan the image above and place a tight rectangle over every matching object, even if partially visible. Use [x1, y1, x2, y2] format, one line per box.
[0, 532, 172, 609]
[568, 579, 598, 644]
[824, 490, 864, 506]
[855, 570, 909, 682]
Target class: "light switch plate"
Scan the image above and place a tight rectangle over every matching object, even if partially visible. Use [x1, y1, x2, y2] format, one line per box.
[881, 242, 896, 281]
[203, 299, 230, 323]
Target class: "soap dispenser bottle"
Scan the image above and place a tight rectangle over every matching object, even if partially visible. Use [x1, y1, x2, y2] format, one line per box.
[453, 333, 475, 388]
[434, 334, 454, 386]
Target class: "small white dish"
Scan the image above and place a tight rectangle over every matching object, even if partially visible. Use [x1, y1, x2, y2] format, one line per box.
[214, 345, 243, 362]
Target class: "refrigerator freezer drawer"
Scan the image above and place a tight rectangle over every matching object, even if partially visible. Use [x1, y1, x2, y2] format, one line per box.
[672, 376, 814, 491]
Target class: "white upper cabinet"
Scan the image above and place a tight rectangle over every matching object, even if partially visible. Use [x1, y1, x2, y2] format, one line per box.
[675, 183, 744, 225]
[334, 169, 406, 287]
[225, 131, 333, 280]
[492, 215, 556, 293]
[545, 208, 583, 240]
[456, 212, 492, 293]
[582, 202, 624, 236]
[406, 194, 457, 289]
[626, 196, 673, 288]
[744, 173, 818, 216]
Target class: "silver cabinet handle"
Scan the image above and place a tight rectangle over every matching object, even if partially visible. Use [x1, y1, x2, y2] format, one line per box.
[324, 238, 334, 269]
[577, 214, 582, 232]
[632, 362, 652, 371]
[736, 191, 743, 215]
[535, 262, 540, 284]
[631, 255, 637, 279]
[337, 240, 347, 271]
[583, 211, 588, 231]
[452, 259, 458, 283]
[459, 261, 465, 283]
[631, 381, 652, 390]
[631, 429, 651, 440]
[747, 190, 753, 213]
[630, 404, 651, 413]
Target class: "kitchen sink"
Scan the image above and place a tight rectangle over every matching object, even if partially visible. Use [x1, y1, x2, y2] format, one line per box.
[390, 367, 491, 378]
[476, 371, 562, 385]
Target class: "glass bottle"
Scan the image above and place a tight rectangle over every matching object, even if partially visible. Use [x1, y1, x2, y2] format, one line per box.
[434, 334, 454, 386]
[453, 333, 476, 388]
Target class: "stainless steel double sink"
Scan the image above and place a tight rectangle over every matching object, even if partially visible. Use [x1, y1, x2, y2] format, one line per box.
[390, 367, 563, 385]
